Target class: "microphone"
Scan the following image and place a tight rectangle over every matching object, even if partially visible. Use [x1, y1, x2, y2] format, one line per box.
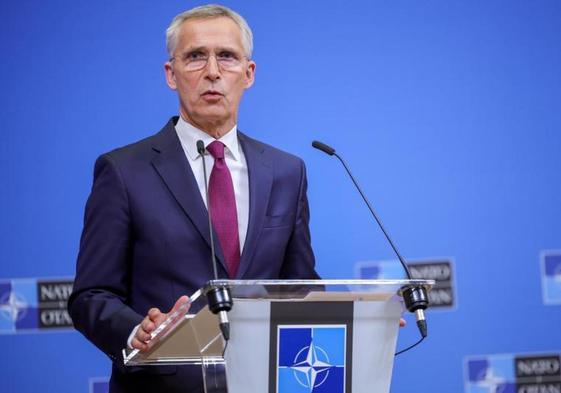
[311, 141, 335, 156]
[197, 140, 233, 341]
[312, 140, 429, 339]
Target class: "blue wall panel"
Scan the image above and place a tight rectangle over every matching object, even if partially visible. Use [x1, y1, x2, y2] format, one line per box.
[1, 1, 560, 392]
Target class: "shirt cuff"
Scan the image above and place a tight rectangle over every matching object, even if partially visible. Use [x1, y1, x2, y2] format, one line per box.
[127, 324, 141, 349]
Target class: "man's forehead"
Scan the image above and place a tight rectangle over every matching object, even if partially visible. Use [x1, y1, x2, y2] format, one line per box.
[176, 16, 243, 49]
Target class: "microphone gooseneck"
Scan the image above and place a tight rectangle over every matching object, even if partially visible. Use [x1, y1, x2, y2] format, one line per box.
[198, 140, 219, 280]
[312, 140, 412, 278]
[311, 140, 429, 343]
[197, 140, 233, 341]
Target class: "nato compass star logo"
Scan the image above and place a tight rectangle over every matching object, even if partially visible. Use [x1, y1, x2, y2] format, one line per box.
[0, 279, 39, 332]
[277, 325, 346, 393]
[465, 356, 516, 393]
[0, 290, 28, 322]
[290, 340, 333, 389]
[474, 368, 510, 393]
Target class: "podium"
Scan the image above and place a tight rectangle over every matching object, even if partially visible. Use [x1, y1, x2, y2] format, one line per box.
[123, 279, 433, 393]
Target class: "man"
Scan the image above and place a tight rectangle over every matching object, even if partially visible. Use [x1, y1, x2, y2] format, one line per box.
[68, 4, 320, 393]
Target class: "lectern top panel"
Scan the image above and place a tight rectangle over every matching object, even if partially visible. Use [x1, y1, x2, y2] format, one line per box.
[122, 279, 433, 366]
[209, 279, 433, 300]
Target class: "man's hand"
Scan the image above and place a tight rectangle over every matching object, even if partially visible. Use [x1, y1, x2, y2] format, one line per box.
[399, 318, 406, 328]
[131, 295, 190, 352]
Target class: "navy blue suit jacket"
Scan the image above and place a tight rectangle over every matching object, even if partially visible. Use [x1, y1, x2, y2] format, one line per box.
[68, 117, 319, 392]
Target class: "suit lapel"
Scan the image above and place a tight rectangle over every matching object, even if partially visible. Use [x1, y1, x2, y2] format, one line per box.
[150, 119, 227, 271]
[237, 132, 273, 278]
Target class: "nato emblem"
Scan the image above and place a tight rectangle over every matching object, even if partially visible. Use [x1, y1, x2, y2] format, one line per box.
[541, 250, 561, 304]
[277, 325, 346, 393]
[0, 278, 73, 333]
[465, 353, 561, 393]
[0, 279, 39, 332]
[465, 355, 517, 393]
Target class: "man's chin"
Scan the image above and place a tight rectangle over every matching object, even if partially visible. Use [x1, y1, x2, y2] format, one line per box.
[186, 111, 234, 133]
[198, 111, 229, 123]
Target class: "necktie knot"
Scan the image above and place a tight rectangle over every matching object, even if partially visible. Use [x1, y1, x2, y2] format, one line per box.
[207, 141, 225, 160]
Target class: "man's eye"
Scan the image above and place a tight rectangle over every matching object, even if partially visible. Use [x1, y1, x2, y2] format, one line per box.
[186, 51, 206, 61]
[218, 51, 237, 60]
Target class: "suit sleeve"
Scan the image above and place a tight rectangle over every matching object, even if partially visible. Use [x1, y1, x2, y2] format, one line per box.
[279, 159, 321, 279]
[68, 154, 143, 363]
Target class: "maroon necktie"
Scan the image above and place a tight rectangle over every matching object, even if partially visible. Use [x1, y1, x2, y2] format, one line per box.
[206, 141, 240, 278]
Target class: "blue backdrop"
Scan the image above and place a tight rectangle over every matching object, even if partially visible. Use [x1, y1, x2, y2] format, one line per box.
[1, 1, 560, 392]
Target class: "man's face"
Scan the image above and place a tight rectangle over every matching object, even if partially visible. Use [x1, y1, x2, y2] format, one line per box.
[164, 17, 255, 135]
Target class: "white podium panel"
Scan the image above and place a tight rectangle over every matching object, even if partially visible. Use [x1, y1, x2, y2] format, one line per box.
[123, 279, 433, 393]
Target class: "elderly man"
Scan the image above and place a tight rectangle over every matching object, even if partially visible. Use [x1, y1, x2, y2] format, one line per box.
[68, 4, 319, 393]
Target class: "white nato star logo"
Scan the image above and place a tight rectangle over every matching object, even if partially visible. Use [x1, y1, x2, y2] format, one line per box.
[0, 290, 28, 322]
[290, 341, 332, 391]
[476, 368, 507, 393]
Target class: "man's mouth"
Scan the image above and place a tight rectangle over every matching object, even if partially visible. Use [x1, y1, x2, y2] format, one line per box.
[201, 90, 223, 98]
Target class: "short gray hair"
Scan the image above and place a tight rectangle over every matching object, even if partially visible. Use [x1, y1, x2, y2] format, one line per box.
[166, 4, 254, 59]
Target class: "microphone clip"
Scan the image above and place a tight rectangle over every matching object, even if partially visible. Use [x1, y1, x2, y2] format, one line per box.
[204, 284, 233, 341]
[401, 285, 429, 337]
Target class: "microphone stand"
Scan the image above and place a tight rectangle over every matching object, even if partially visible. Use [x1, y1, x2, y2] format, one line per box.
[312, 140, 429, 343]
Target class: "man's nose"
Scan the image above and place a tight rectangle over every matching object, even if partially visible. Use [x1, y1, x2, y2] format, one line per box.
[204, 55, 221, 80]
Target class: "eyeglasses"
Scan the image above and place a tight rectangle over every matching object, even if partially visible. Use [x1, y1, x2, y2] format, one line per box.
[170, 50, 247, 72]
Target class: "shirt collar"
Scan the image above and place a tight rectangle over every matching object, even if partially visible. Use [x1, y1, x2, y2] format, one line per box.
[175, 116, 241, 161]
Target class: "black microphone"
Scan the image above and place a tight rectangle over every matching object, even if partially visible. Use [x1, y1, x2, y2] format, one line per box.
[311, 140, 336, 156]
[197, 140, 233, 341]
[312, 140, 429, 339]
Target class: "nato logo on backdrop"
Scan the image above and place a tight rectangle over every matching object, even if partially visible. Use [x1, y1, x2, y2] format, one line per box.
[0, 278, 74, 333]
[541, 250, 561, 305]
[277, 325, 346, 393]
[355, 258, 456, 309]
[464, 353, 561, 393]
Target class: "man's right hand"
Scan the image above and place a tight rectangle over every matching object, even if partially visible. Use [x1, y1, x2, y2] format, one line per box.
[131, 295, 190, 352]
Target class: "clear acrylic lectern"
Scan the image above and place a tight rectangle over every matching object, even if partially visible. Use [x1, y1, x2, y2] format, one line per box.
[123, 279, 433, 393]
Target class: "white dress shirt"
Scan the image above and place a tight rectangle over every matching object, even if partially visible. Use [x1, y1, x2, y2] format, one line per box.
[174, 116, 249, 251]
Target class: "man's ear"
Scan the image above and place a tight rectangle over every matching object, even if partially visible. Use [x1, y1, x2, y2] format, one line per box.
[164, 62, 177, 90]
[244, 60, 256, 89]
